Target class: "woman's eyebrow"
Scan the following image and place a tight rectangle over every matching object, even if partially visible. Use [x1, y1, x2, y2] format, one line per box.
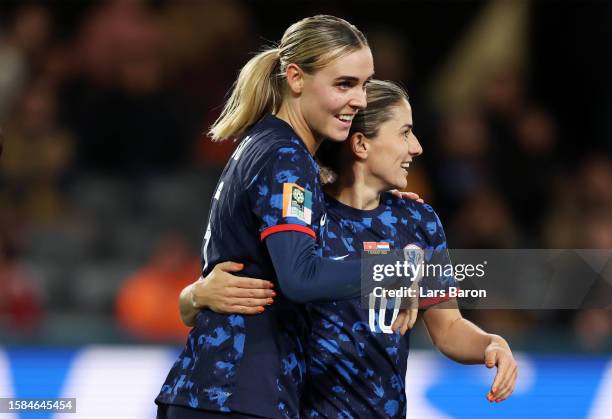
[334, 73, 375, 82]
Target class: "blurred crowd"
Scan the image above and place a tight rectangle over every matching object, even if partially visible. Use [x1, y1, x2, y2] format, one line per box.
[0, 0, 610, 351]
[0, 0, 254, 343]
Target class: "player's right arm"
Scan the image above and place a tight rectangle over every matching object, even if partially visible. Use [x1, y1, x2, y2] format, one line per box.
[179, 262, 276, 327]
[247, 143, 376, 303]
[193, 143, 402, 312]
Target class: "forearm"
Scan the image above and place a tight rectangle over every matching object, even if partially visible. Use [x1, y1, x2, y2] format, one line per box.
[424, 306, 517, 402]
[424, 308, 508, 364]
[266, 232, 363, 303]
[179, 283, 199, 327]
[442, 319, 507, 364]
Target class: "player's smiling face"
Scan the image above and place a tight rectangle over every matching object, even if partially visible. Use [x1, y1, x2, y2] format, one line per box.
[365, 99, 422, 190]
[300, 47, 374, 142]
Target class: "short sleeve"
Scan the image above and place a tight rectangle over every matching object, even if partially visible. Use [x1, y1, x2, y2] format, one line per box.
[419, 208, 459, 309]
[249, 143, 319, 241]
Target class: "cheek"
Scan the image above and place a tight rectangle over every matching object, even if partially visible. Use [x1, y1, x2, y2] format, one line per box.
[398, 140, 411, 160]
[372, 150, 394, 174]
[308, 85, 344, 111]
[385, 141, 406, 163]
[320, 93, 345, 113]
[385, 143, 408, 177]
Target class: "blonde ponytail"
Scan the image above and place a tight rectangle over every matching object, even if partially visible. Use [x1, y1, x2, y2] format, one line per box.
[209, 15, 368, 141]
[209, 49, 282, 141]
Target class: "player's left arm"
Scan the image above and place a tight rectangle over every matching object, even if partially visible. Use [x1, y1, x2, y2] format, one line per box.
[421, 206, 517, 403]
[422, 304, 518, 403]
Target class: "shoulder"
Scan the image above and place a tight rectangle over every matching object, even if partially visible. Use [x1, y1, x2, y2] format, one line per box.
[383, 194, 448, 249]
[242, 115, 310, 160]
[236, 135, 309, 174]
[382, 192, 442, 225]
[246, 139, 320, 196]
[261, 139, 317, 180]
[271, 138, 314, 163]
[241, 120, 312, 165]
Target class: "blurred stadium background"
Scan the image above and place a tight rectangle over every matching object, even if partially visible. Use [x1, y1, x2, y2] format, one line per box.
[0, 0, 611, 417]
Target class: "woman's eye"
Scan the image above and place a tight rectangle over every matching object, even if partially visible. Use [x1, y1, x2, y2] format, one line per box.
[337, 81, 352, 89]
[403, 130, 411, 140]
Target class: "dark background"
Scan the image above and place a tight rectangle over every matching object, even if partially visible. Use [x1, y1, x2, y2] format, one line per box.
[0, 0, 611, 352]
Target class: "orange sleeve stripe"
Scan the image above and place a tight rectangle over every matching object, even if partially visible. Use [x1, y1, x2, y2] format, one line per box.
[260, 224, 316, 241]
[419, 296, 451, 309]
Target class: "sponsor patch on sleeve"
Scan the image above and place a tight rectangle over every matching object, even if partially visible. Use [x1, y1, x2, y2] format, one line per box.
[282, 183, 312, 224]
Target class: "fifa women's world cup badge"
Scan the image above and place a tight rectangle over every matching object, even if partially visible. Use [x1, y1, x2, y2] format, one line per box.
[282, 183, 312, 224]
[292, 187, 305, 216]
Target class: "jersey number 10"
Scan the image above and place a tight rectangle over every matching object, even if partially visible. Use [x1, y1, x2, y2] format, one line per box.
[368, 293, 401, 334]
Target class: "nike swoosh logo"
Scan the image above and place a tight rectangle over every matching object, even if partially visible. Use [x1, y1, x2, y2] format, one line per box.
[331, 254, 350, 260]
[320, 213, 327, 226]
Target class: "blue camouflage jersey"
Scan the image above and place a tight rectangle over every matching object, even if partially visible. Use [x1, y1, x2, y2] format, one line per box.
[303, 192, 455, 419]
[156, 115, 327, 418]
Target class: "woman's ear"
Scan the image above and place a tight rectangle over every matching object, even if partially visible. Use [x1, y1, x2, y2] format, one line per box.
[351, 132, 369, 160]
[285, 63, 304, 94]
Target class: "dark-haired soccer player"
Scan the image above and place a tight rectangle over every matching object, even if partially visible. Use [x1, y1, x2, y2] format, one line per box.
[304, 81, 516, 417]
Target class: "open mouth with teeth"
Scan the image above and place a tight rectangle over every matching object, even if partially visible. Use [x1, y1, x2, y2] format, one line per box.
[401, 162, 411, 172]
[335, 113, 355, 124]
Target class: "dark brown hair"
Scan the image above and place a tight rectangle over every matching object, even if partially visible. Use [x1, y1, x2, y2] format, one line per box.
[317, 80, 409, 173]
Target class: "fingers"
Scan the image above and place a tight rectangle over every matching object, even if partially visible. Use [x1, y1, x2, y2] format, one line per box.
[401, 308, 418, 335]
[216, 261, 245, 273]
[490, 357, 518, 402]
[494, 368, 518, 402]
[230, 277, 275, 289]
[392, 309, 418, 335]
[213, 263, 274, 289]
[226, 287, 276, 299]
[488, 354, 518, 403]
[224, 296, 273, 308]
[397, 191, 425, 204]
[490, 365, 504, 395]
[400, 314, 410, 335]
[389, 189, 423, 202]
[213, 305, 266, 315]
[484, 349, 497, 369]
[391, 311, 406, 333]
[389, 189, 401, 198]
[402, 192, 420, 201]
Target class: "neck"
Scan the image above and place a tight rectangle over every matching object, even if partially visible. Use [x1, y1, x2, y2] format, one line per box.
[276, 103, 323, 155]
[324, 164, 383, 210]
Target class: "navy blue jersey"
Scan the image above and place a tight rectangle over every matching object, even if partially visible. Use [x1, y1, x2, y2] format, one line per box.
[156, 115, 327, 418]
[303, 192, 455, 419]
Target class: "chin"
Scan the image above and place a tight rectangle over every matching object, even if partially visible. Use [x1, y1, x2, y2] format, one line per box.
[326, 128, 350, 142]
[323, 123, 351, 142]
